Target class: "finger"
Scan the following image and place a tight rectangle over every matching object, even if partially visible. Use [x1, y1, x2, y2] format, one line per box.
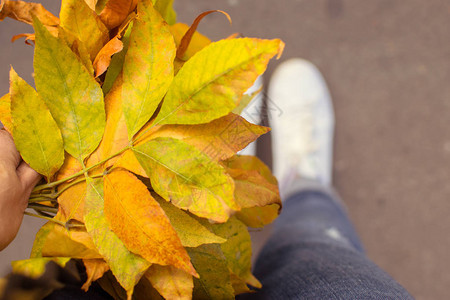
[0, 129, 21, 169]
[17, 161, 41, 191]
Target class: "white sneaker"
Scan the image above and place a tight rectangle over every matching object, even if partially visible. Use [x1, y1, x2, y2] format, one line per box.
[238, 76, 264, 156]
[269, 59, 335, 194]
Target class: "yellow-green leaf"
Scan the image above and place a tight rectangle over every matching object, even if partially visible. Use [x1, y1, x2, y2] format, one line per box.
[155, 194, 226, 247]
[104, 170, 196, 276]
[60, 0, 109, 60]
[84, 177, 151, 294]
[0, 93, 12, 132]
[188, 244, 234, 300]
[11, 258, 71, 279]
[154, 0, 176, 25]
[10, 68, 64, 180]
[33, 18, 106, 162]
[133, 137, 238, 223]
[211, 216, 261, 288]
[122, 0, 175, 139]
[138, 113, 270, 161]
[145, 265, 193, 300]
[153, 38, 284, 126]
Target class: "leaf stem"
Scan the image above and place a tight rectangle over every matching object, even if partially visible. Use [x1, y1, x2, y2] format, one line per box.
[32, 147, 130, 192]
[24, 211, 66, 227]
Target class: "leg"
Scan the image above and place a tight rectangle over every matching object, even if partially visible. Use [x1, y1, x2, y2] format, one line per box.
[243, 183, 413, 299]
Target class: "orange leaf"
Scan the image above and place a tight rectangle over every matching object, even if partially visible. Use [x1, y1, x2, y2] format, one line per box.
[104, 170, 197, 276]
[11, 33, 35, 45]
[176, 10, 231, 60]
[0, 0, 59, 26]
[93, 37, 123, 77]
[82, 259, 110, 291]
[56, 153, 83, 181]
[99, 0, 137, 29]
[57, 181, 86, 222]
[169, 23, 211, 61]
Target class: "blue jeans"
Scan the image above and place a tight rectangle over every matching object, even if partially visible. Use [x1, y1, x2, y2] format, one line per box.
[240, 185, 413, 300]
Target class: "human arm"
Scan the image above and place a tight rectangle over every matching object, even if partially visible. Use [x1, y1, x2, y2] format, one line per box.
[0, 128, 41, 251]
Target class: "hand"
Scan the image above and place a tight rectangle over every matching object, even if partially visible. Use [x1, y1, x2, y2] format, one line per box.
[0, 128, 41, 251]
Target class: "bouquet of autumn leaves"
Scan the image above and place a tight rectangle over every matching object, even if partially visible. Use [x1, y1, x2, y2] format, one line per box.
[0, 0, 284, 298]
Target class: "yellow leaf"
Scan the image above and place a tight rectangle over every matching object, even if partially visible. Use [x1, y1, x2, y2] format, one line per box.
[153, 38, 284, 126]
[84, 177, 151, 295]
[0, 93, 12, 133]
[60, 0, 110, 60]
[57, 26, 95, 76]
[40, 221, 102, 259]
[10, 68, 64, 180]
[122, 0, 175, 139]
[114, 149, 147, 177]
[133, 137, 239, 223]
[154, 0, 176, 25]
[0, 0, 59, 26]
[223, 155, 281, 227]
[99, 0, 137, 29]
[84, 0, 97, 10]
[11, 258, 71, 279]
[87, 73, 128, 168]
[188, 244, 234, 299]
[82, 259, 110, 291]
[137, 113, 269, 161]
[145, 265, 193, 300]
[104, 170, 197, 276]
[93, 37, 124, 77]
[155, 194, 226, 247]
[236, 204, 280, 228]
[30, 222, 54, 258]
[33, 18, 106, 162]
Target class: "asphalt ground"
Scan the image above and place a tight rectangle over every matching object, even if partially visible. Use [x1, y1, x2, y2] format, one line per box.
[1, 1, 450, 299]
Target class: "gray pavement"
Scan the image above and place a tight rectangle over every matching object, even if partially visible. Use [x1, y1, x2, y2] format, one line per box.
[1, 1, 450, 299]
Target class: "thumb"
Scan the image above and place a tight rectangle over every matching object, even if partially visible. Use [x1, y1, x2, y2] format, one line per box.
[17, 161, 41, 191]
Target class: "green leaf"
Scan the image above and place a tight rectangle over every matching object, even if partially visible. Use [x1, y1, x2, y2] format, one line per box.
[103, 23, 133, 95]
[188, 244, 234, 300]
[154, 194, 226, 247]
[211, 217, 261, 288]
[154, 38, 284, 126]
[133, 137, 238, 223]
[154, 0, 176, 25]
[60, 0, 109, 60]
[11, 258, 71, 279]
[33, 17, 106, 162]
[122, 0, 175, 139]
[10, 68, 64, 180]
[84, 177, 151, 294]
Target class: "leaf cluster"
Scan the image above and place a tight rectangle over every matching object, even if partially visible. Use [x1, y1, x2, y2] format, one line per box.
[0, 0, 284, 299]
